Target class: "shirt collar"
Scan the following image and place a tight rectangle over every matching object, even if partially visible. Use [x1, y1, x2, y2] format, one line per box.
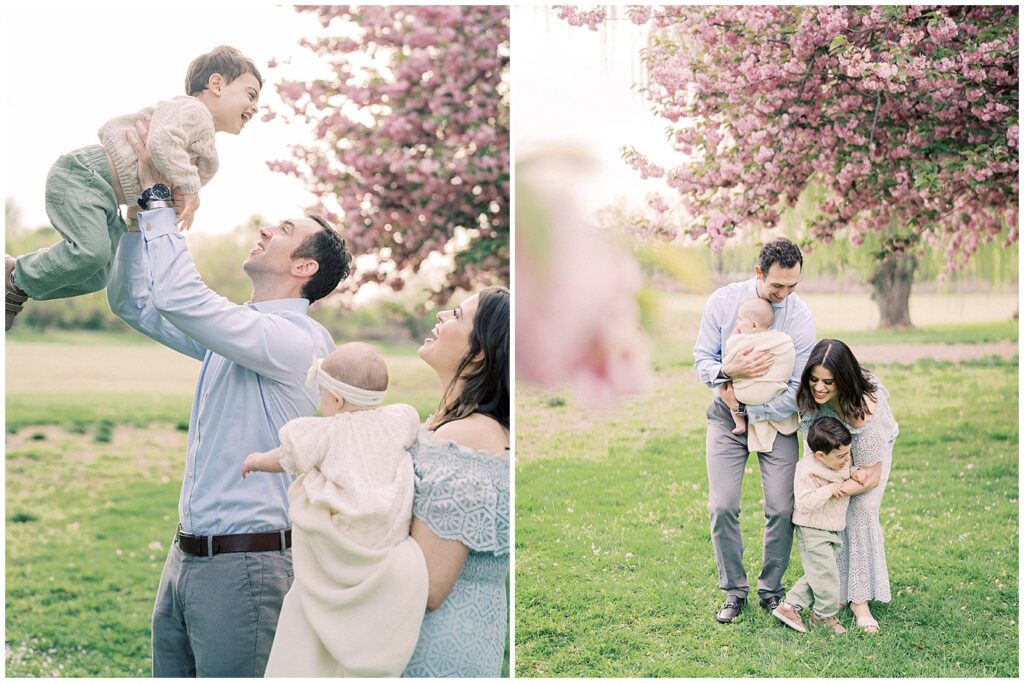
[744, 277, 786, 311]
[246, 297, 310, 314]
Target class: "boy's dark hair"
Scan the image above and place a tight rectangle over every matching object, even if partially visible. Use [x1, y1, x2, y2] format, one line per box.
[758, 236, 803, 274]
[186, 46, 263, 96]
[291, 214, 352, 304]
[806, 416, 852, 454]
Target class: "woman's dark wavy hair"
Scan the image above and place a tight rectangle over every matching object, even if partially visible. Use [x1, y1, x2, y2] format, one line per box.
[797, 339, 877, 421]
[430, 286, 510, 431]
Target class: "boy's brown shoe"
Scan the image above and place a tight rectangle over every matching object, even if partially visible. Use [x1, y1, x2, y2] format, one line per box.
[5, 255, 28, 332]
[810, 612, 848, 634]
[772, 602, 807, 633]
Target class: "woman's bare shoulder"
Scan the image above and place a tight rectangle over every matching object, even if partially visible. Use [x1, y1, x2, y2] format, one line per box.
[433, 414, 509, 453]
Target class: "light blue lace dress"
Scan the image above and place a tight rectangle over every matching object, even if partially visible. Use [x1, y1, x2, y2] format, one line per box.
[401, 431, 510, 678]
[799, 377, 898, 604]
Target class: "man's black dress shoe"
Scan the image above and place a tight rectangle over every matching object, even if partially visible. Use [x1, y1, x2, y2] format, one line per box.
[715, 596, 746, 623]
[759, 595, 782, 612]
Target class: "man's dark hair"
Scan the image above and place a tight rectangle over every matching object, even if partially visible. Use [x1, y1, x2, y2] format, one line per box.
[291, 214, 351, 303]
[806, 416, 852, 454]
[758, 236, 803, 274]
[185, 45, 263, 96]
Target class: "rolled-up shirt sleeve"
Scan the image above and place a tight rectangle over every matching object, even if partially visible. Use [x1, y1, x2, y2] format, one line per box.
[108, 230, 207, 360]
[135, 207, 315, 383]
[694, 292, 729, 390]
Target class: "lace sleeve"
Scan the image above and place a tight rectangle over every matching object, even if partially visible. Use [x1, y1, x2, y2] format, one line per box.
[411, 443, 510, 556]
[278, 416, 332, 475]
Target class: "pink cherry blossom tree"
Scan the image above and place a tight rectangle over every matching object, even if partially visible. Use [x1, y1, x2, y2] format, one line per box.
[267, 5, 509, 303]
[559, 5, 1018, 328]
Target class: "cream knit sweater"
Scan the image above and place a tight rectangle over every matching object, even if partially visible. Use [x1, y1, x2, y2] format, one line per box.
[98, 95, 218, 203]
[725, 329, 799, 452]
[791, 453, 851, 532]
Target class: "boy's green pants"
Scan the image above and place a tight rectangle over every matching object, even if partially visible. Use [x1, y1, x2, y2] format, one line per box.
[14, 145, 126, 300]
[785, 525, 843, 618]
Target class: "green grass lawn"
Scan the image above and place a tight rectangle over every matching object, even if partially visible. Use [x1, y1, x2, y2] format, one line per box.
[4, 335, 453, 677]
[515, 356, 1018, 677]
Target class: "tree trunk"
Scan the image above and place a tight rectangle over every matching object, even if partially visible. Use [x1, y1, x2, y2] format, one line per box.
[869, 252, 916, 329]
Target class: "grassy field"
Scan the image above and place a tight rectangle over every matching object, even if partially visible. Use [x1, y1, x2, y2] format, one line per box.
[515, 319, 1018, 677]
[4, 333, 450, 677]
[651, 291, 1017, 340]
[646, 290, 1017, 370]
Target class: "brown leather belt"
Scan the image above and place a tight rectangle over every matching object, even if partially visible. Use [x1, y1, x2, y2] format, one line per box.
[175, 524, 291, 557]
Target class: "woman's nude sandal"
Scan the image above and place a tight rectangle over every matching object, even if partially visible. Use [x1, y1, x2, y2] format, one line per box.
[855, 614, 880, 633]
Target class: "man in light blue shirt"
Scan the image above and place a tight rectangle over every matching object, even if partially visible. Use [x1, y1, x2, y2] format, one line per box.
[107, 136, 352, 677]
[693, 237, 816, 625]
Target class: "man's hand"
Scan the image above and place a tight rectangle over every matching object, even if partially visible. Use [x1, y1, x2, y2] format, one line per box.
[174, 191, 200, 231]
[241, 450, 284, 479]
[720, 381, 741, 411]
[127, 121, 199, 230]
[722, 346, 773, 380]
[850, 468, 870, 485]
[125, 119, 167, 189]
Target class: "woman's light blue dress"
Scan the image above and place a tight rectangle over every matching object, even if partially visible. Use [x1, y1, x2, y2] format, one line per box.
[799, 377, 898, 603]
[401, 431, 510, 678]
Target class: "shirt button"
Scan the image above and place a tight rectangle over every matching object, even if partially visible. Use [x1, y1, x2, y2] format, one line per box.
[187, 470, 193, 477]
[145, 223, 152, 231]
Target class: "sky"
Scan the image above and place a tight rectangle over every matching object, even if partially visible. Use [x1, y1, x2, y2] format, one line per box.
[4, 4, 670, 233]
[3, 3, 329, 234]
[514, 5, 675, 217]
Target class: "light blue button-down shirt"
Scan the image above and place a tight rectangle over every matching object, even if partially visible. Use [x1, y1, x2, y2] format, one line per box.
[693, 277, 816, 423]
[107, 207, 335, 535]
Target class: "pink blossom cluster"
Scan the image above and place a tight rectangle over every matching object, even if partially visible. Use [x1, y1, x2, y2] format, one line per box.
[559, 5, 1018, 269]
[516, 149, 651, 406]
[555, 6, 607, 31]
[267, 5, 509, 302]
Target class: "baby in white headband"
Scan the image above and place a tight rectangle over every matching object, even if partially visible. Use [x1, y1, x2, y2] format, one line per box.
[241, 341, 420, 549]
[241, 341, 426, 677]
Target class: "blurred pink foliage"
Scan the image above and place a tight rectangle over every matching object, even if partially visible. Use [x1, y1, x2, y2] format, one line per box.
[562, 5, 1019, 269]
[268, 5, 509, 302]
[517, 149, 651, 406]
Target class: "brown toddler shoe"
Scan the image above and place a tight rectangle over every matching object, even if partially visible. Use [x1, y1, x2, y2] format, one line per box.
[772, 602, 807, 633]
[5, 255, 28, 331]
[810, 612, 848, 634]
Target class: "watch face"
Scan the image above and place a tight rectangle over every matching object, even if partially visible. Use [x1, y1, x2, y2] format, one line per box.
[151, 183, 172, 200]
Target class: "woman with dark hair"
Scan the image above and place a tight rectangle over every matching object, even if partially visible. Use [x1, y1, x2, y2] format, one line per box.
[796, 339, 898, 633]
[402, 286, 510, 677]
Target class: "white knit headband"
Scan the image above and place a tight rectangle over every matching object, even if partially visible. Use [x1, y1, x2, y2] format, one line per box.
[305, 356, 386, 407]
